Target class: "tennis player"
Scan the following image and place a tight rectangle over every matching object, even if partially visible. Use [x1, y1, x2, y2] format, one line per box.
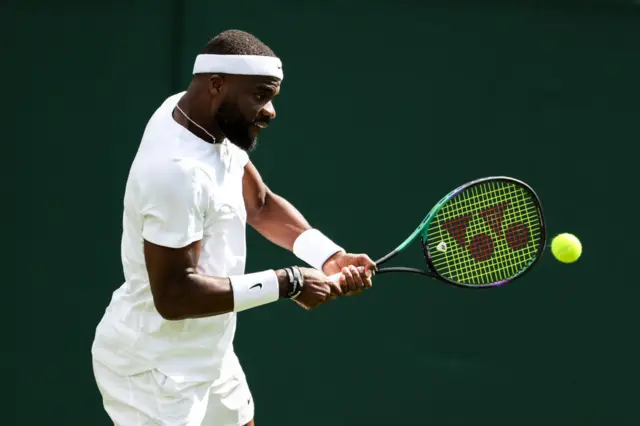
[91, 29, 375, 426]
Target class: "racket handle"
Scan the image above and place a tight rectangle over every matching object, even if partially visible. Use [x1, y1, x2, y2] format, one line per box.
[327, 272, 342, 284]
[326, 267, 375, 284]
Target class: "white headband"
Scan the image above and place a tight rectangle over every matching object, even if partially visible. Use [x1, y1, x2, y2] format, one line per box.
[192, 54, 284, 80]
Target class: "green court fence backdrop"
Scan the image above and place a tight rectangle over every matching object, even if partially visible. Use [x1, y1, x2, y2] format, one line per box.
[8, 0, 640, 425]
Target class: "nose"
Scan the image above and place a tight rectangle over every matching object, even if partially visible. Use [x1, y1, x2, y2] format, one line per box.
[261, 101, 276, 119]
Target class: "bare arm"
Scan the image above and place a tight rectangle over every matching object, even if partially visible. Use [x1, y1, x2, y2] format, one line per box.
[142, 158, 358, 320]
[144, 239, 291, 320]
[243, 161, 344, 257]
[139, 160, 297, 321]
[242, 161, 376, 295]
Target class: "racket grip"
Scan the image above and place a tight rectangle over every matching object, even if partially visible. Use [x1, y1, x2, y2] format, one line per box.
[327, 272, 342, 284]
[326, 267, 372, 284]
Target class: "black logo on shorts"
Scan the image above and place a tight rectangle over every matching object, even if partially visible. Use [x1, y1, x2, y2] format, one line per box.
[250, 283, 263, 290]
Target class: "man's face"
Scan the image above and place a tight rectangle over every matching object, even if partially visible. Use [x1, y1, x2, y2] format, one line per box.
[215, 75, 280, 152]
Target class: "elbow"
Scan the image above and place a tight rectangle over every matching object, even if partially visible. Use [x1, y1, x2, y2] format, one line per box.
[151, 283, 189, 321]
[150, 275, 230, 320]
[157, 308, 183, 321]
[154, 299, 185, 321]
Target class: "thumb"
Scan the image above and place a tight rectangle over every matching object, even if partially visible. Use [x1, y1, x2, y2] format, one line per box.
[359, 254, 377, 274]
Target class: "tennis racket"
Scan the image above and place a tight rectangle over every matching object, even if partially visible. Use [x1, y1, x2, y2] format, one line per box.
[330, 176, 546, 288]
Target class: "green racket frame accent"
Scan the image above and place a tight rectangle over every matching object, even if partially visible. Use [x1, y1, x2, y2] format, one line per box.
[374, 187, 457, 264]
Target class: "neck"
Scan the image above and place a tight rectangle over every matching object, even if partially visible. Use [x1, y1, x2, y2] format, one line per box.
[174, 89, 225, 144]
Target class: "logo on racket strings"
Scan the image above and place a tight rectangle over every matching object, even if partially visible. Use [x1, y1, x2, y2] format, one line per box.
[439, 202, 531, 262]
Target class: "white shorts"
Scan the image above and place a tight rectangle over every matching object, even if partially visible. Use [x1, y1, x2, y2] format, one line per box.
[93, 361, 255, 426]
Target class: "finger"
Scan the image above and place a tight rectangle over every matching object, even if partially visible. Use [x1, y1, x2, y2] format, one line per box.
[364, 274, 373, 289]
[327, 280, 343, 298]
[360, 264, 373, 289]
[339, 268, 351, 294]
[342, 267, 357, 294]
[359, 267, 373, 290]
[320, 282, 333, 301]
[326, 286, 338, 300]
[349, 265, 366, 292]
[349, 265, 372, 294]
[338, 272, 348, 295]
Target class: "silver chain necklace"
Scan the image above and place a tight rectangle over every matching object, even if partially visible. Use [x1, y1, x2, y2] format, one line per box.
[175, 103, 231, 168]
[175, 104, 223, 145]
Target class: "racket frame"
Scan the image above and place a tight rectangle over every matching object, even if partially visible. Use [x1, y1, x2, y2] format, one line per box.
[373, 176, 546, 288]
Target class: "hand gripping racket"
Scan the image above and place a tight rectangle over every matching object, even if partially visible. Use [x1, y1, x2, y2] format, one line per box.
[330, 176, 546, 288]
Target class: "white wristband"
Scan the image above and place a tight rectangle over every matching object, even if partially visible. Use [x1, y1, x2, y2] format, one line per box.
[293, 229, 344, 271]
[229, 270, 280, 312]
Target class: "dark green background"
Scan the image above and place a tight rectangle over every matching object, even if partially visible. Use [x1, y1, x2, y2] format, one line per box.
[9, 0, 640, 425]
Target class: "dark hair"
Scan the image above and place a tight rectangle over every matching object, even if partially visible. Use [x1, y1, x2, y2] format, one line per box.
[202, 29, 276, 57]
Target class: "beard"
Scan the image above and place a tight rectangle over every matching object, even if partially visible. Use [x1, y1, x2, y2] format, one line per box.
[215, 101, 260, 152]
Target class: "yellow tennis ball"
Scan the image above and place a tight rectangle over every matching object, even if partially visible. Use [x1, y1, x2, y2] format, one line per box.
[551, 233, 582, 263]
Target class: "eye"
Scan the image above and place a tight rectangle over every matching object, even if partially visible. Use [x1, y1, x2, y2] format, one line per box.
[254, 93, 267, 102]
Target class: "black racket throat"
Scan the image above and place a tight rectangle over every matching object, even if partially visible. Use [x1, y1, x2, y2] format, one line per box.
[375, 267, 435, 277]
[374, 249, 437, 278]
[374, 250, 398, 265]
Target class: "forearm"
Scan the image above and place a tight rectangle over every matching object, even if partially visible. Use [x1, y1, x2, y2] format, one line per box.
[248, 191, 345, 272]
[157, 269, 291, 320]
[248, 190, 312, 251]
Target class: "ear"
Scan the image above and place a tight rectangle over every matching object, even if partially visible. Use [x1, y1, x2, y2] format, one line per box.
[208, 75, 225, 97]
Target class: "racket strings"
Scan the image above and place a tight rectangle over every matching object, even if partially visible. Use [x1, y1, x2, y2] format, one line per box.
[453, 184, 541, 283]
[427, 180, 543, 285]
[455, 185, 540, 283]
[462, 183, 540, 282]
